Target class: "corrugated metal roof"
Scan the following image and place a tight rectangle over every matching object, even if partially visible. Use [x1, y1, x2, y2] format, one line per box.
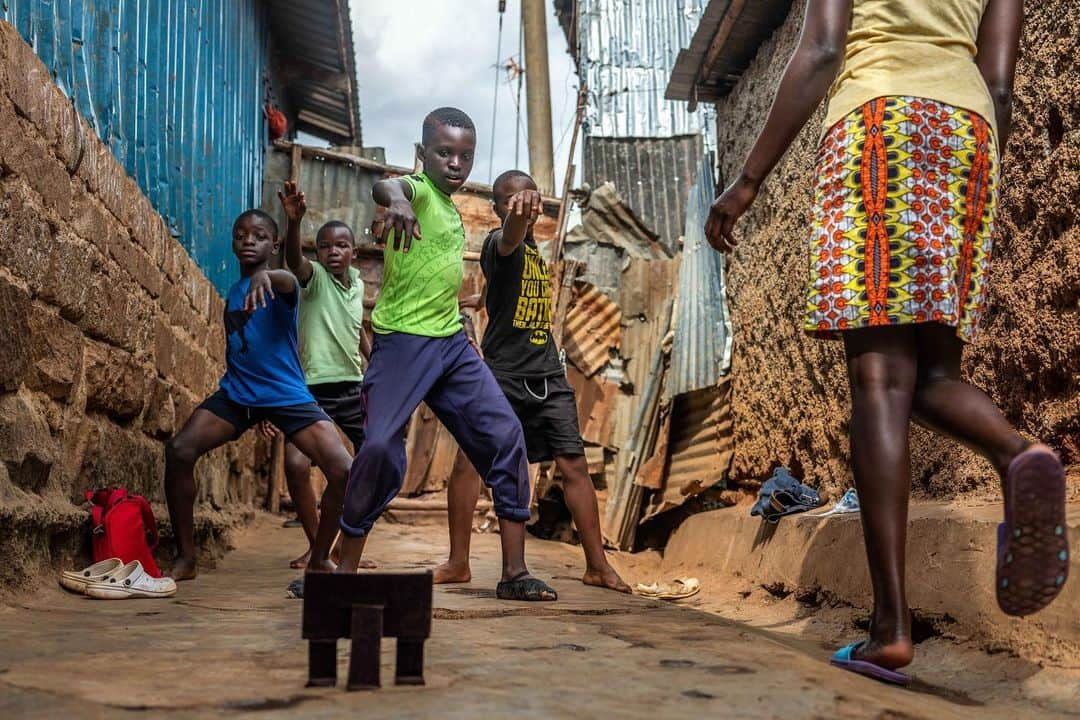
[266, 0, 361, 145]
[583, 134, 704, 252]
[1, 0, 273, 294]
[668, 155, 732, 398]
[563, 282, 622, 377]
[561, 0, 715, 138]
[666, 0, 794, 104]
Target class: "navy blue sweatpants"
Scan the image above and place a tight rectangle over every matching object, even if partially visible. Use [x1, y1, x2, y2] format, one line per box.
[339, 331, 532, 537]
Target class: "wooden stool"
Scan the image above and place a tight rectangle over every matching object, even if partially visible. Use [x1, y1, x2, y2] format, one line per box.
[302, 571, 433, 690]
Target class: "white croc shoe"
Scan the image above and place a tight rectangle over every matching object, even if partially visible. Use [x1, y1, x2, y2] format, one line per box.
[59, 558, 125, 595]
[85, 560, 177, 599]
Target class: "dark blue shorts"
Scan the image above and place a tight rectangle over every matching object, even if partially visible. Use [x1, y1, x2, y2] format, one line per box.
[198, 389, 332, 439]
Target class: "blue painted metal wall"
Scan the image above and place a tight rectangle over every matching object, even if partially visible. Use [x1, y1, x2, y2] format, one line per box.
[1, 0, 271, 294]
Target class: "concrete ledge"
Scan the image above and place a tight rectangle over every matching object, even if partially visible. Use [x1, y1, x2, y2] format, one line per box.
[382, 496, 493, 526]
[659, 501, 1079, 664]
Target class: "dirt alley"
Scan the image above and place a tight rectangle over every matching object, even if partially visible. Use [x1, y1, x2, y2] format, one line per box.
[0, 514, 1075, 720]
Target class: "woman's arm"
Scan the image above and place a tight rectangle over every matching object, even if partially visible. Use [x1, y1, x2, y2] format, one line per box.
[975, 0, 1023, 149]
[705, 0, 852, 252]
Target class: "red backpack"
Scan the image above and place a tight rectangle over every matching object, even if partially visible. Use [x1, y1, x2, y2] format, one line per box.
[85, 488, 162, 578]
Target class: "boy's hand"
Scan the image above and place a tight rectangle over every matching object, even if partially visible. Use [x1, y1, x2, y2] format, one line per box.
[244, 270, 275, 312]
[257, 421, 280, 439]
[277, 181, 307, 222]
[509, 189, 543, 225]
[461, 313, 482, 358]
[379, 199, 422, 252]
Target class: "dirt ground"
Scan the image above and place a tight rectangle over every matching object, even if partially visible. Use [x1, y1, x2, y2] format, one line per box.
[1, 514, 1076, 719]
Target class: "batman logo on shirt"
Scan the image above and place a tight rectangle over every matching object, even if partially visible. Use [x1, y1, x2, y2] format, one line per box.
[224, 310, 252, 354]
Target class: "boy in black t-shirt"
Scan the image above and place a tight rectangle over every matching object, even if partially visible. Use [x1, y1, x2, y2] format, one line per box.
[434, 170, 630, 593]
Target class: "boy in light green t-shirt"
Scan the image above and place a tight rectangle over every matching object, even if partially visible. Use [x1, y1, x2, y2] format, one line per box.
[264, 183, 374, 575]
[331, 108, 556, 601]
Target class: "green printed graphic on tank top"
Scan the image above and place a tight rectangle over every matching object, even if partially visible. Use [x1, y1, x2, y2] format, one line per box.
[372, 173, 466, 338]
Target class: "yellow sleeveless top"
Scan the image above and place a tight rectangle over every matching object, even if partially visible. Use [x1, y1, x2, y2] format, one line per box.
[823, 0, 997, 136]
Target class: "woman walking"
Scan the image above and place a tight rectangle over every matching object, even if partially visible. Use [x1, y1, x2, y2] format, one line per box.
[705, 0, 1068, 684]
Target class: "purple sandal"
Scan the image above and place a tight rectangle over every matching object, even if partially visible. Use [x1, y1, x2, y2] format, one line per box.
[830, 642, 911, 686]
[997, 445, 1069, 617]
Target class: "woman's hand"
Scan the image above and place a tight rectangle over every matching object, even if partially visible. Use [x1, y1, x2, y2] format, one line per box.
[704, 176, 759, 253]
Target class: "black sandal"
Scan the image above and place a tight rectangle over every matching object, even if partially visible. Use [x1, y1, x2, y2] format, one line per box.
[496, 572, 558, 601]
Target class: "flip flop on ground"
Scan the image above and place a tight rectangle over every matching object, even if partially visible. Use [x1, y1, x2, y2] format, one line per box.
[633, 577, 701, 600]
[997, 444, 1069, 617]
[84, 561, 177, 599]
[830, 642, 911, 686]
[496, 572, 558, 601]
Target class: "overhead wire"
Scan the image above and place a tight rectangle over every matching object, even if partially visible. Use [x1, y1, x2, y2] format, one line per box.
[487, 1, 507, 183]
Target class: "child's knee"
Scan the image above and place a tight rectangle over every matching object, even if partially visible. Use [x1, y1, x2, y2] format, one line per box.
[284, 446, 311, 479]
[165, 435, 199, 468]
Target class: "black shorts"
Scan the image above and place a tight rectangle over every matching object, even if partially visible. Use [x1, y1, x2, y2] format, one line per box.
[309, 381, 366, 450]
[494, 373, 585, 464]
[198, 390, 332, 439]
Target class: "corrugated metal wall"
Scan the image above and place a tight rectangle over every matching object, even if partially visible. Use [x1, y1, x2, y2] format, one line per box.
[668, 155, 732, 397]
[583, 134, 703, 251]
[1, 1, 271, 294]
[577, 0, 713, 138]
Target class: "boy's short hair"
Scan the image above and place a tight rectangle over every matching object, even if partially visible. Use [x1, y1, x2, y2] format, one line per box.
[422, 107, 475, 145]
[233, 209, 279, 237]
[492, 170, 534, 198]
[316, 220, 355, 245]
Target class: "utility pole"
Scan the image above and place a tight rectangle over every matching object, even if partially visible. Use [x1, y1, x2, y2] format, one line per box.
[522, 0, 555, 194]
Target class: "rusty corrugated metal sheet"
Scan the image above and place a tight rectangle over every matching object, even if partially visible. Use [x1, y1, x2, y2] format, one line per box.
[619, 256, 679, 395]
[563, 282, 622, 377]
[566, 366, 621, 449]
[564, 182, 670, 298]
[642, 377, 732, 521]
[583, 134, 705, 253]
[668, 155, 732, 398]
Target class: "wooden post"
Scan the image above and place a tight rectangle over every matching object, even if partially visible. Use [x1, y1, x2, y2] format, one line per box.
[347, 604, 384, 690]
[307, 640, 337, 687]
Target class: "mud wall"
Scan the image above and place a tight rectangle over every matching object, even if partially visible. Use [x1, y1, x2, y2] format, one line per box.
[715, 1, 1079, 498]
[0, 23, 266, 589]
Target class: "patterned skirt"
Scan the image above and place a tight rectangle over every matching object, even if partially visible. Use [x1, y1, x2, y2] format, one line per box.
[805, 96, 998, 343]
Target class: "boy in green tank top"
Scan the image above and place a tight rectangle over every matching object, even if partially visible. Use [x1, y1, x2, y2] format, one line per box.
[331, 108, 556, 601]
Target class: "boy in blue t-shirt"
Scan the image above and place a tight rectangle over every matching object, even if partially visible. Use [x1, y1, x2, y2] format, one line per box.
[163, 209, 355, 581]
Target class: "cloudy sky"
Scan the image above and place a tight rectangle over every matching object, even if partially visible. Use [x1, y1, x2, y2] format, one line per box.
[349, 1, 581, 189]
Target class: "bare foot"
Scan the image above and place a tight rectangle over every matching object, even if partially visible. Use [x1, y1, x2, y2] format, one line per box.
[582, 565, 631, 594]
[433, 561, 472, 584]
[306, 557, 337, 573]
[357, 559, 378, 570]
[851, 637, 914, 670]
[289, 548, 311, 569]
[167, 558, 198, 581]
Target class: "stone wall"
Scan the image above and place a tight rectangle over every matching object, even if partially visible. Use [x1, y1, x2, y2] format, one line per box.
[0, 22, 266, 590]
[714, 1, 1079, 499]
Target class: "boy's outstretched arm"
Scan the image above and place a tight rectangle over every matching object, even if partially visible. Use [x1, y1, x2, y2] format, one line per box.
[278, 181, 313, 284]
[497, 189, 543, 257]
[372, 178, 421, 252]
[244, 269, 298, 312]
